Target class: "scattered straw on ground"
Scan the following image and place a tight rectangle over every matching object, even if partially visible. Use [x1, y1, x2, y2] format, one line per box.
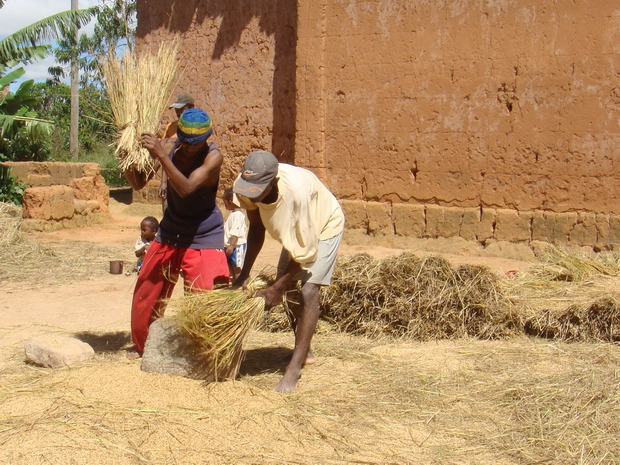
[0, 202, 134, 285]
[2, 217, 620, 463]
[1, 335, 619, 464]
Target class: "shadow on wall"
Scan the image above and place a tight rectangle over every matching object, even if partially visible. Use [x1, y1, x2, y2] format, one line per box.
[136, 0, 298, 164]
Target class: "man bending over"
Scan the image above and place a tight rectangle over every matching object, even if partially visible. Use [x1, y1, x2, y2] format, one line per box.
[233, 151, 345, 392]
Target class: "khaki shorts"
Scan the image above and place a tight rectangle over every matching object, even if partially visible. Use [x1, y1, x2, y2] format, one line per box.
[276, 231, 343, 286]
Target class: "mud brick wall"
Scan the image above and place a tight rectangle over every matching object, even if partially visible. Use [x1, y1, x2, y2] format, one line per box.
[137, 1, 620, 244]
[343, 201, 620, 249]
[2, 162, 110, 232]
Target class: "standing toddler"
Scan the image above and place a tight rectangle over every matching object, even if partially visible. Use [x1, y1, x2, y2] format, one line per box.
[223, 188, 247, 282]
[135, 216, 159, 273]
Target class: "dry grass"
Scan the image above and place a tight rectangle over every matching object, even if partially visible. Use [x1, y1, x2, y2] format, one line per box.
[0, 202, 134, 285]
[2, 217, 620, 463]
[101, 39, 179, 175]
[322, 252, 519, 340]
[1, 335, 619, 464]
[0, 202, 21, 246]
[503, 243, 620, 342]
[172, 285, 266, 381]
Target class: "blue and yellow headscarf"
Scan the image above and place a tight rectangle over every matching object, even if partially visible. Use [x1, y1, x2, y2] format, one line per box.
[177, 108, 213, 145]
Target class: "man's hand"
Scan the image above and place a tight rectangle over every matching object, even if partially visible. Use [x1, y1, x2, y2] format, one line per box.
[225, 244, 235, 256]
[257, 285, 284, 310]
[158, 182, 167, 199]
[141, 133, 164, 159]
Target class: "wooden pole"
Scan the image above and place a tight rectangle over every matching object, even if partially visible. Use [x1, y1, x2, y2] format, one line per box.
[70, 0, 79, 161]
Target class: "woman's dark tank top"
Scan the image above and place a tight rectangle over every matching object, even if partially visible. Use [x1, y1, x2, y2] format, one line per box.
[156, 141, 225, 249]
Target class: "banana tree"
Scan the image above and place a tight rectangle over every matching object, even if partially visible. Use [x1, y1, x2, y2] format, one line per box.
[0, 7, 97, 72]
[0, 3, 98, 155]
[0, 67, 52, 140]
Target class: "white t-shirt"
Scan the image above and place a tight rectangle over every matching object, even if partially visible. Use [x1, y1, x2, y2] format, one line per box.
[224, 210, 247, 246]
[238, 163, 345, 268]
[135, 236, 148, 251]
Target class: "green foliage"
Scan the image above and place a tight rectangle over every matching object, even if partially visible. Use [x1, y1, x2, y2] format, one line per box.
[0, 3, 96, 162]
[0, 68, 52, 162]
[30, 81, 115, 159]
[0, 129, 50, 162]
[0, 7, 98, 71]
[0, 0, 136, 180]
[80, 143, 126, 188]
[93, 0, 137, 52]
[51, 0, 136, 87]
[0, 164, 27, 205]
[0, 68, 53, 142]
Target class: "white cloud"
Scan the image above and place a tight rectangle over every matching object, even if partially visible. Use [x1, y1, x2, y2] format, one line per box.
[20, 55, 63, 82]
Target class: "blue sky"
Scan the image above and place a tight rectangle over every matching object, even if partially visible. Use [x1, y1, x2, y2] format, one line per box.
[1, 0, 100, 83]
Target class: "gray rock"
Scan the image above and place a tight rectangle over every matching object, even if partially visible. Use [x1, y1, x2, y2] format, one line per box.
[141, 318, 211, 380]
[24, 335, 95, 368]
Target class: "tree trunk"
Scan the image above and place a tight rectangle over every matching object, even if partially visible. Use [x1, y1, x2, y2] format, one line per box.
[70, 0, 80, 161]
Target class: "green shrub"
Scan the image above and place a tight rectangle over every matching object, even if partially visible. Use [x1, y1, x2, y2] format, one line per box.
[0, 165, 28, 205]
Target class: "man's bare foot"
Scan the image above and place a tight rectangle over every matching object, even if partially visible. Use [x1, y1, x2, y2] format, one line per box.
[273, 370, 301, 393]
[274, 351, 315, 367]
[126, 350, 141, 360]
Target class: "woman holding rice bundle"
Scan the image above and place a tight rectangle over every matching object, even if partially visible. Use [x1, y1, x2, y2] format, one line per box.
[126, 108, 230, 359]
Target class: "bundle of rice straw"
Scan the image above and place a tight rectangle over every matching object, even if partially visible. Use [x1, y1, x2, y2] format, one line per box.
[173, 281, 266, 381]
[101, 39, 179, 176]
[501, 243, 620, 341]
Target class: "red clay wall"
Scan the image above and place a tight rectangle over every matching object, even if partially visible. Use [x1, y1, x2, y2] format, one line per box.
[297, 0, 620, 214]
[136, 0, 297, 185]
[136, 1, 620, 248]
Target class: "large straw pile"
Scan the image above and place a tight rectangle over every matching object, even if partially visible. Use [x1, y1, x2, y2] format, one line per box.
[101, 40, 179, 176]
[321, 252, 519, 340]
[173, 286, 266, 381]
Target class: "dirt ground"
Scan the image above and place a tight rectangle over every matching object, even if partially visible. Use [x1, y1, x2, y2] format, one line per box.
[1, 200, 618, 464]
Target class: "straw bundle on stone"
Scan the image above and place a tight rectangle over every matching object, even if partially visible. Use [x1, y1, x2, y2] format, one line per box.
[321, 252, 518, 340]
[173, 285, 266, 381]
[101, 40, 179, 176]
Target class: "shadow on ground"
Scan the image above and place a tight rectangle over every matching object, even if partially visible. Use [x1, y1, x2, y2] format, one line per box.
[239, 346, 291, 376]
[73, 331, 132, 353]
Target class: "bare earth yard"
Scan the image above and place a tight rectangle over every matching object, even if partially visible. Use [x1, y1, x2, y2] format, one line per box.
[0, 200, 618, 464]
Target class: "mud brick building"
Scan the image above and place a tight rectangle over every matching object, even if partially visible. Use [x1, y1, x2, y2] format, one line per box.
[136, 0, 620, 248]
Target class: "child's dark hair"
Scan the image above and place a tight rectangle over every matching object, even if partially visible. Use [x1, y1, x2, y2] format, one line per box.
[142, 216, 159, 230]
[223, 187, 234, 202]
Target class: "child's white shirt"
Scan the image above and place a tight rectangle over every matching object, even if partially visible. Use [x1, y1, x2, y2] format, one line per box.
[135, 236, 150, 251]
[224, 210, 247, 246]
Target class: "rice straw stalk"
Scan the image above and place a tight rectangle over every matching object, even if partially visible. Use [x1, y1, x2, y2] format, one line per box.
[101, 39, 180, 176]
[173, 282, 266, 381]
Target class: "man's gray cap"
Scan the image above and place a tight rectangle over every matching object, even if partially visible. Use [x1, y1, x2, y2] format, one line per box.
[169, 93, 194, 109]
[233, 151, 279, 199]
